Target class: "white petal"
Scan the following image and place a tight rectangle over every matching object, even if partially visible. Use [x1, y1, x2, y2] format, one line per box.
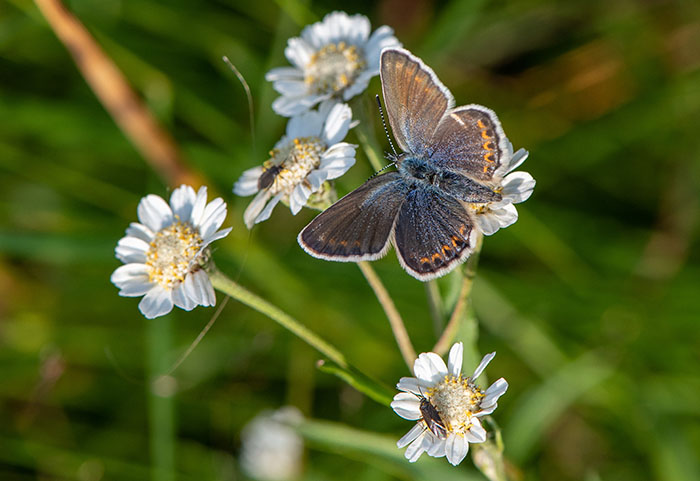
[445, 434, 469, 466]
[255, 192, 284, 224]
[115, 236, 150, 264]
[476, 211, 502, 236]
[289, 183, 311, 215]
[506, 148, 529, 172]
[272, 93, 327, 117]
[284, 37, 314, 69]
[271, 79, 308, 97]
[183, 269, 215, 307]
[426, 436, 446, 457]
[243, 190, 271, 229]
[138, 286, 174, 319]
[397, 423, 424, 448]
[471, 352, 496, 380]
[265, 66, 303, 81]
[124, 222, 154, 243]
[396, 377, 422, 395]
[305, 170, 327, 191]
[322, 103, 352, 146]
[287, 109, 324, 138]
[233, 166, 264, 196]
[171, 283, 196, 311]
[189, 186, 209, 228]
[413, 352, 448, 384]
[364, 26, 400, 68]
[502, 171, 536, 204]
[342, 72, 372, 100]
[137, 194, 173, 232]
[319, 146, 356, 179]
[404, 431, 429, 463]
[203, 227, 232, 247]
[390, 392, 422, 420]
[111, 263, 151, 296]
[482, 378, 509, 408]
[467, 418, 487, 443]
[447, 342, 463, 377]
[169, 185, 196, 222]
[197, 197, 227, 238]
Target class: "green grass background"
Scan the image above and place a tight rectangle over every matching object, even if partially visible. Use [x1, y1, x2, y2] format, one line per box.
[1, 0, 700, 480]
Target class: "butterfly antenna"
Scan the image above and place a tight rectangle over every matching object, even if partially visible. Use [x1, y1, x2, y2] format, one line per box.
[375, 95, 398, 158]
[223, 56, 256, 157]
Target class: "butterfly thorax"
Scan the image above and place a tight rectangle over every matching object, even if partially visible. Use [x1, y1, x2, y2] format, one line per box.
[396, 155, 502, 204]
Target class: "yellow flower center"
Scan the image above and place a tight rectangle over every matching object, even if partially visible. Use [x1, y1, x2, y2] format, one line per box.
[145, 221, 203, 289]
[263, 137, 325, 197]
[305, 42, 366, 94]
[428, 375, 485, 436]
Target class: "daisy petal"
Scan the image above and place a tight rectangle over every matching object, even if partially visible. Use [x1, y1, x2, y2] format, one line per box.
[169, 185, 196, 221]
[397, 423, 424, 448]
[138, 286, 174, 319]
[471, 352, 496, 380]
[447, 342, 463, 377]
[390, 392, 421, 420]
[414, 352, 448, 384]
[137, 194, 173, 231]
[445, 434, 469, 466]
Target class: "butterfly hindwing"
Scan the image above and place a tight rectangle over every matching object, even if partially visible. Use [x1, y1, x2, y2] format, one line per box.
[427, 105, 511, 182]
[298, 173, 407, 261]
[393, 187, 475, 281]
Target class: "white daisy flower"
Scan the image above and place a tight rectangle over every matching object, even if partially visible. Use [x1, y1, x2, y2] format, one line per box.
[266, 11, 401, 116]
[111, 185, 232, 319]
[240, 407, 304, 481]
[391, 343, 508, 466]
[234, 101, 357, 229]
[471, 147, 536, 236]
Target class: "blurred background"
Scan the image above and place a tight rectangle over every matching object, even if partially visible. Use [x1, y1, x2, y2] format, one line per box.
[1, 0, 700, 480]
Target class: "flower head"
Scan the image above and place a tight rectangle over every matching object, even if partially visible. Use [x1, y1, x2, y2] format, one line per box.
[470, 146, 535, 236]
[234, 101, 357, 228]
[391, 343, 508, 466]
[111, 185, 231, 319]
[240, 407, 304, 481]
[266, 11, 401, 116]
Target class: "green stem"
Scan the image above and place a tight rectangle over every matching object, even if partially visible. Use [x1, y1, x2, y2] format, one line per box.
[425, 280, 444, 336]
[147, 316, 175, 481]
[208, 268, 348, 368]
[432, 234, 483, 356]
[357, 261, 416, 370]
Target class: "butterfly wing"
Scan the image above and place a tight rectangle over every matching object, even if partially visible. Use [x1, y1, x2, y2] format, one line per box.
[427, 104, 512, 182]
[394, 187, 476, 281]
[380, 48, 454, 156]
[298, 173, 407, 261]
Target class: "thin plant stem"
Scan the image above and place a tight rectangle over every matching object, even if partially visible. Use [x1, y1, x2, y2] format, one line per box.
[208, 268, 348, 368]
[432, 234, 483, 356]
[357, 261, 416, 370]
[425, 280, 444, 336]
[147, 316, 175, 481]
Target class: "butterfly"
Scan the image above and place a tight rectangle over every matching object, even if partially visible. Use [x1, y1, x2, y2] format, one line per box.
[298, 47, 516, 281]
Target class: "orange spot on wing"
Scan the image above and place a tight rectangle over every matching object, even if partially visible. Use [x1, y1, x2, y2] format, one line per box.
[431, 252, 442, 262]
[484, 152, 495, 163]
[483, 141, 495, 151]
[420, 257, 430, 264]
[481, 130, 492, 139]
[477, 120, 487, 129]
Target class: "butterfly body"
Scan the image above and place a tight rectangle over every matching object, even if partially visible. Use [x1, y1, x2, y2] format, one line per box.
[299, 47, 516, 281]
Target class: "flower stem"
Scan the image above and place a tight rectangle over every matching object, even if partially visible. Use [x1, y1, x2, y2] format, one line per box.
[432, 234, 483, 356]
[357, 261, 416, 370]
[425, 280, 444, 336]
[208, 268, 348, 368]
[147, 316, 175, 481]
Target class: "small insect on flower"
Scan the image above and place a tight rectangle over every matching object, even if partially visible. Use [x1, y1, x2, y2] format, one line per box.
[391, 342, 509, 466]
[266, 11, 401, 116]
[234, 101, 357, 228]
[418, 393, 447, 440]
[110, 185, 232, 319]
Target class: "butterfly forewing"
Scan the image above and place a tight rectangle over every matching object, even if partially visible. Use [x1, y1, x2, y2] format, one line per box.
[380, 48, 454, 156]
[394, 188, 475, 280]
[298, 173, 407, 261]
[427, 105, 510, 182]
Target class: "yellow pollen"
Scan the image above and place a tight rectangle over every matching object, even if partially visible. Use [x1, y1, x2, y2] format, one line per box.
[428, 374, 486, 436]
[304, 42, 366, 94]
[145, 221, 203, 289]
